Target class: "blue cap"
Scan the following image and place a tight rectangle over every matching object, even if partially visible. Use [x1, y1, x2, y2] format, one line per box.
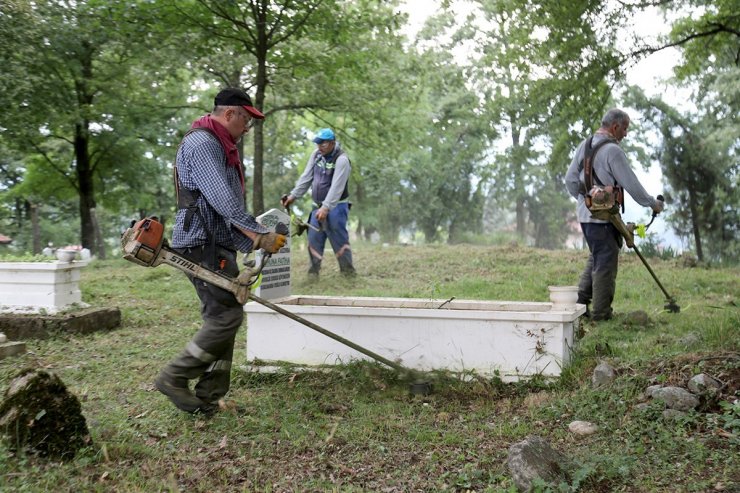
[312, 128, 335, 143]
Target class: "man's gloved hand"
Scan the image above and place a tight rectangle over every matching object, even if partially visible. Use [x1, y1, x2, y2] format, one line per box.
[253, 232, 287, 253]
[281, 194, 295, 207]
[652, 197, 665, 214]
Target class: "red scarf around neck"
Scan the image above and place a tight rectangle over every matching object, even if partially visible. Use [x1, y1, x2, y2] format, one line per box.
[191, 115, 244, 191]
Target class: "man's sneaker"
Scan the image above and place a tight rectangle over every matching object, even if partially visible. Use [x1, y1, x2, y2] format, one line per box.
[154, 374, 210, 414]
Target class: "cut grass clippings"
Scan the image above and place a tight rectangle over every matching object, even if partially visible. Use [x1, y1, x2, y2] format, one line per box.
[0, 241, 738, 492]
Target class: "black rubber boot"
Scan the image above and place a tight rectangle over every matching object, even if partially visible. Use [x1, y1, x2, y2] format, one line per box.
[591, 268, 617, 321]
[340, 266, 356, 277]
[338, 255, 356, 277]
[154, 372, 211, 414]
[577, 254, 594, 306]
[195, 345, 233, 405]
[155, 352, 212, 414]
[307, 264, 320, 280]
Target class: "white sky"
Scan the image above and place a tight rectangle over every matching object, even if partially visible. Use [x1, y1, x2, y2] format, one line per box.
[398, 0, 688, 249]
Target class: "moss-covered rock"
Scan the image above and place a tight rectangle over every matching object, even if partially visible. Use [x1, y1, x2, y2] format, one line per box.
[0, 369, 91, 459]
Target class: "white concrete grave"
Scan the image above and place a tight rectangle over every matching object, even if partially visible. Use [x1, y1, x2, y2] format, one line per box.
[0, 260, 90, 314]
[253, 208, 291, 300]
[244, 293, 586, 381]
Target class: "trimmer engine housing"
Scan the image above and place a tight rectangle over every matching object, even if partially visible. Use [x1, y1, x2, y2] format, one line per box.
[121, 218, 165, 267]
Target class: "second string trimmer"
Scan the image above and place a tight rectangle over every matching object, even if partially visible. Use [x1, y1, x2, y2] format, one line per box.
[608, 195, 680, 313]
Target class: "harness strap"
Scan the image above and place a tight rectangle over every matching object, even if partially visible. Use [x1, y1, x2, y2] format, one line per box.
[582, 135, 625, 213]
[173, 127, 221, 267]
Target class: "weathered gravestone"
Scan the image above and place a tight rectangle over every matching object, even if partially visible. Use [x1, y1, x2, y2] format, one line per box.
[0, 369, 91, 459]
[254, 208, 291, 300]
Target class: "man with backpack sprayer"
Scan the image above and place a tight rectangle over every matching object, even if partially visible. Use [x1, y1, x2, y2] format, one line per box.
[565, 108, 666, 321]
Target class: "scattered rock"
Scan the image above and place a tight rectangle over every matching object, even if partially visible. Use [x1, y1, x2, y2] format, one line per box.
[591, 361, 616, 388]
[678, 333, 701, 347]
[624, 310, 651, 327]
[507, 436, 573, 492]
[651, 386, 700, 412]
[662, 409, 687, 420]
[645, 385, 663, 399]
[634, 402, 651, 412]
[568, 420, 598, 436]
[0, 369, 91, 459]
[687, 373, 722, 395]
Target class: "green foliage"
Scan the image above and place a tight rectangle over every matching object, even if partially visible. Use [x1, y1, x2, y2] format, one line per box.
[0, 253, 52, 262]
[718, 400, 740, 435]
[625, 87, 738, 264]
[636, 231, 680, 260]
[0, 0, 194, 254]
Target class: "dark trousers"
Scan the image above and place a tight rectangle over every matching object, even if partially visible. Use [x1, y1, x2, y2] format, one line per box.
[307, 202, 354, 273]
[164, 245, 244, 402]
[578, 222, 621, 320]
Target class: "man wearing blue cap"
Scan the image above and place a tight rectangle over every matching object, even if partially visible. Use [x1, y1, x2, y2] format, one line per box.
[281, 128, 356, 277]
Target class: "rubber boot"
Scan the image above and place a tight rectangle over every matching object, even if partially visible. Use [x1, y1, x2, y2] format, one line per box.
[155, 352, 211, 413]
[194, 343, 234, 404]
[577, 254, 594, 306]
[591, 268, 617, 321]
[338, 254, 356, 277]
[307, 262, 321, 279]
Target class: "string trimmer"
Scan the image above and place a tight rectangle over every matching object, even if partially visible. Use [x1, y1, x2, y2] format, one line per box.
[121, 217, 432, 394]
[608, 195, 680, 313]
[280, 195, 319, 237]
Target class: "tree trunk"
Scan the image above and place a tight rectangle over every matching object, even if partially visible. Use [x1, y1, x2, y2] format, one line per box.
[510, 120, 526, 238]
[90, 208, 106, 259]
[688, 191, 703, 261]
[75, 43, 97, 253]
[75, 122, 97, 252]
[30, 203, 41, 254]
[516, 195, 526, 238]
[251, 10, 269, 216]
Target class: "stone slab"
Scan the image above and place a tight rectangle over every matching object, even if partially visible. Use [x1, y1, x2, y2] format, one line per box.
[0, 341, 26, 359]
[254, 208, 292, 300]
[245, 295, 586, 380]
[0, 307, 121, 340]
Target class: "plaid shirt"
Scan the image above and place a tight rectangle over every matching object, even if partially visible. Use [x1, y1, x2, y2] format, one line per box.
[171, 130, 268, 252]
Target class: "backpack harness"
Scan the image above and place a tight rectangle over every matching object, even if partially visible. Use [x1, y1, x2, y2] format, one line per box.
[173, 127, 223, 268]
[582, 135, 624, 215]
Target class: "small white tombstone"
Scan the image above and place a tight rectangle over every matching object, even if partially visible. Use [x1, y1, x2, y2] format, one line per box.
[253, 208, 291, 300]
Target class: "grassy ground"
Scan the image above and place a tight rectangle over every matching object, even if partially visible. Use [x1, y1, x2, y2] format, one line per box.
[0, 239, 738, 492]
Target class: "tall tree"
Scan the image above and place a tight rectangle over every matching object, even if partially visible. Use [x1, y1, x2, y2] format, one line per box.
[440, 0, 623, 245]
[0, 0, 192, 256]
[626, 88, 737, 262]
[173, 0, 408, 215]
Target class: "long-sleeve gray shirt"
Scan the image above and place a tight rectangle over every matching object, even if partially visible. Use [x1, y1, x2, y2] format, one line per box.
[565, 134, 658, 224]
[290, 143, 351, 210]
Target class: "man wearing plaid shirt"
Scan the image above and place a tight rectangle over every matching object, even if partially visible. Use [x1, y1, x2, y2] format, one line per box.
[155, 88, 286, 414]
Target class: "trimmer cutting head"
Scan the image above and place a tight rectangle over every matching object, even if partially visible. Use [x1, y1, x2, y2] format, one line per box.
[665, 300, 681, 313]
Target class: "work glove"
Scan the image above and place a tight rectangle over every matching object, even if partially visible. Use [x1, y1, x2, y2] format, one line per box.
[253, 232, 287, 254]
[652, 198, 665, 214]
[280, 194, 295, 207]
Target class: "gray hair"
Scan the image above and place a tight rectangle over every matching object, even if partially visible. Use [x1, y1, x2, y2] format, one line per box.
[601, 108, 630, 127]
